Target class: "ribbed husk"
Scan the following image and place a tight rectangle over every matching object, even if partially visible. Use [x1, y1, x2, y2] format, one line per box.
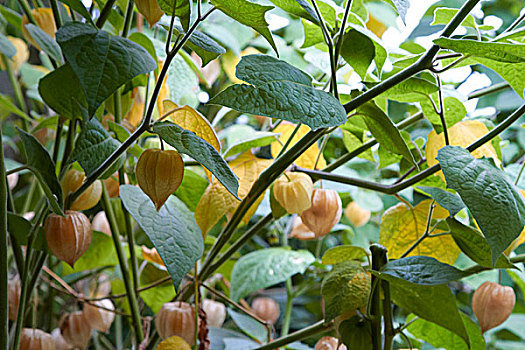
[155, 302, 196, 345]
[473, 281, 516, 333]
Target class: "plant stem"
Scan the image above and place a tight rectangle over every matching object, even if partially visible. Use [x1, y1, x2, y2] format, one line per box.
[253, 320, 333, 350]
[17, 0, 37, 25]
[281, 279, 293, 336]
[436, 76, 449, 145]
[101, 184, 144, 344]
[370, 244, 388, 350]
[121, 0, 134, 38]
[468, 82, 510, 99]
[382, 262, 394, 350]
[1, 55, 28, 131]
[49, 0, 62, 29]
[400, 202, 435, 258]
[0, 128, 8, 350]
[464, 253, 525, 275]
[96, 0, 117, 29]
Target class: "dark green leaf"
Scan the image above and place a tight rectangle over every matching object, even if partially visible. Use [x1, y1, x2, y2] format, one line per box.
[434, 38, 525, 64]
[17, 128, 63, 214]
[230, 247, 315, 301]
[172, 24, 225, 66]
[152, 121, 239, 198]
[418, 186, 465, 216]
[158, 0, 191, 31]
[340, 29, 375, 78]
[338, 316, 373, 350]
[210, 81, 346, 129]
[236, 54, 312, 86]
[174, 169, 209, 212]
[38, 63, 88, 120]
[210, 0, 277, 53]
[356, 102, 417, 167]
[58, 0, 94, 24]
[378, 273, 469, 345]
[322, 245, 369, 265]
[7, 212, 46, 251]
[128, 32, 157, 65]
[0, 32, 16, 58]
[120, 185, 204, 290]
[227, 309, 267, 342]
[437, 146, 525, 265]
[379, 256, 467, 285]
[446, 218, 513, 268]
[407, 313, 486, 350]
[56, 22, 156, 117]
[321, 261, 370, 321]
[25, 24, 63, 63]
[69, 118, 125, 179]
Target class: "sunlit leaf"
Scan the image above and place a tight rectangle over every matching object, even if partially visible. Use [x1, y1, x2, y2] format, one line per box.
[271, 123, 326, 169]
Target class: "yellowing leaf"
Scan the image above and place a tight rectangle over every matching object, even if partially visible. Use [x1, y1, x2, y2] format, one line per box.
[135, 0, 164, 26]
[0, 37, 29, 72]
[21, 8, 56, 50]
[425, 120, 500, 181]
[379, 199, 460, 265]
[157, 336, 191, 350]
[366, 15, 387, 38]
[505, 189, 525, 255]
[221, 47, 261, 83]
[141, 246, 165, 266]
[271, 122, 326, 169]
[195, 152, 272, 235]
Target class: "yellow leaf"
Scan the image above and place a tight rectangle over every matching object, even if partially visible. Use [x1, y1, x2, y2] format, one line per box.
[21, 8, 56, 50]
[366, 15, 387, 38]
[157, 336, 191, 350]
[141, 246, 165, 266]
[0, 37, 29, 72]
[425, 120, 500, 181]
[135, 0, 164, 27]
[195, 152, 272, 235]
[379, 199, 460, 264]
[505, 190, 525, 255]
[271, 123, 326, 169]
[221, 47, 261, 83]
[163, 101, 220, 182]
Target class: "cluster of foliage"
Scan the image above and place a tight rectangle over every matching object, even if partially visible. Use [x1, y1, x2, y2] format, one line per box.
[1, 0, 525, 349]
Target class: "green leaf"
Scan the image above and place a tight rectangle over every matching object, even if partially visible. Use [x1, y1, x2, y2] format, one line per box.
[431, 8, 477, 30]
[152, 121, 239, 198]
[377, 77, 438, 103]
[356, 102, 417, 167]
[210, 0, 277, 53]
[437, 146, 525, 265]
[120, 185, 204, 290]
[338, 316, 373, 350]
[25, 24, 63, 63]
[230, 247, 315, 301]
[158, 0, 191, 31]
[139, 263, 175, 313]
[268, 0, 318, 23]
[61, 231, 118, 273]
[235, 54, 312, 86]
[174, 169, 209, 212]
[128, 32, 157, 64]
[321, 261, 370, 321]
[379, 256, 467, 285]
[210, 82, 346, 129]
[342, 130, 374, 162]
[322, 245, 369, 265]
[472, 56, 525, 98]
[0, 32, 16, 58]
[56, 22, 156, 117]
[0, 5, 22, 32]
[421, 96, 466, 133]
[69, 118, 125, 179]
[227, 309, 267, 342]
[340, 29, 375, 78]
[17, 128, 63, 214]
[378, 273, 469, 345]
[446, 218, 514, 269]
[38, 63, 88, 120]
[434, 38, 525, 64]
[387, 0, 408, 22]
[171, 24, 225, 66]
[57, 0, 94, 25]
[7, 212, 46, 251]
[0, 94, 29, 120]
[407, 313, 486, 350]
[223, 132, 278, 158]
[417, 186, 465, 216]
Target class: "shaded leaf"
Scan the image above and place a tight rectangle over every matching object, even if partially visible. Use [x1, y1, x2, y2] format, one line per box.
[0, 32, 16, 57]
[340, 29, 375, 78]
[417, 186, 465, 217]
[227, 309, 267, 342]
[158, 0, 190, 31]
[322, 245, 369, 265]
[235, 54, 312, 86]
[25, 24, 63, 63]
[171, 24, 225, 66]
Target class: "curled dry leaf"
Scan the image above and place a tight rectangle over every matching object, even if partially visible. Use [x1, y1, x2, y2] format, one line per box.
[273, 172, 314, 214]
[472, 281, 516, 333]
[61, 169, 102, 211]
[136, 149, 184, 210]
[301, 189, 342, 238]
[344, 202, 371, 228]
[45, 211, 92, 267]
[83, 299, 115, 333]
[155, 302, 196, 345]
[20, 328, 55, 350]
[251, 297, 280, 325]
[60, 311, 92, 349]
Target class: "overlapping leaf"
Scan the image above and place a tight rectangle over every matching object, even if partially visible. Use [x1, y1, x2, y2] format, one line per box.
[271, 123, 326, 169]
